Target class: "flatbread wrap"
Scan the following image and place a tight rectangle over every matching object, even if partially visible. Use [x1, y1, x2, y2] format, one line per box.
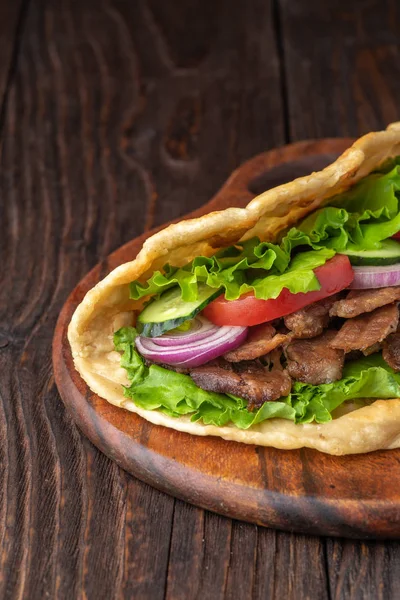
[68, 122, 400, 455]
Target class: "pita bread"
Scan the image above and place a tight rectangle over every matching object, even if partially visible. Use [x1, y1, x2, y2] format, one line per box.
[68, 122, 400, 455]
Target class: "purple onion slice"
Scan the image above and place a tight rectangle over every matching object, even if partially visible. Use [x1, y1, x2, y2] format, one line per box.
[350, 263, 400, 289]
[149, 316, 217, 346]
[136, 319, 248, 368]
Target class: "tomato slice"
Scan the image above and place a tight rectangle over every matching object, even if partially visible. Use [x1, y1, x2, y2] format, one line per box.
[392, 232, 400, 240]
[203, 254, 354, 327]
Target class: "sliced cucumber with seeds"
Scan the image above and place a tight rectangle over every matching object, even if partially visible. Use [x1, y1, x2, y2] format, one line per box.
[137, 284, 223, 338]
[341, 240, 400, 266]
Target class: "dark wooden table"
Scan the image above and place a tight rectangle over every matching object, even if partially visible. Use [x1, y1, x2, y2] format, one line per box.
[2, 0, 400, 598]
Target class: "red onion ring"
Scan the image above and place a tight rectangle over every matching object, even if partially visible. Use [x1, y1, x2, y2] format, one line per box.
[349, 263, 400, 289]
[136, 320, 248, 368]
[152, 316, 216, 346]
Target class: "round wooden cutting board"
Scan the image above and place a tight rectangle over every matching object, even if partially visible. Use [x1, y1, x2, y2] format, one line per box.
[53, 138, 400, 540]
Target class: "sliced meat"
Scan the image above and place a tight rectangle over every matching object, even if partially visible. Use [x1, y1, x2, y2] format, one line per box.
[284, 295, 338, 338]
[190, 363, 292, 410]
[190, 366, 242, 395]
[224, 322, 290, 362]
[284, 330, 345, 385]
[329, 287, 400, 318]
[329, 303, 399, 352]
[238, 369, 292, 410]
[383, 333, 400, 371]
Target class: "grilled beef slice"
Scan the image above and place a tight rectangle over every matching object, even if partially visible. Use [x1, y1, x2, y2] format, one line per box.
[383, 333, 400, 371]
[284, 330, 345, 384]
[224, 322, 290, 362]
[190, 362, 291, 410]
[329, 303, 399, 352]
[329, 287, 400, 319]
[284, 295, 338, 338]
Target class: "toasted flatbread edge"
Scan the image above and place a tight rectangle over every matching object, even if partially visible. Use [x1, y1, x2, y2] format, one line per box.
[68, 122, 400, 455]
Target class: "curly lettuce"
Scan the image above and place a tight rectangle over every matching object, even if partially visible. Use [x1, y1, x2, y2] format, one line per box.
[289, 164, 400, 252]
[131, 246, 334, 302]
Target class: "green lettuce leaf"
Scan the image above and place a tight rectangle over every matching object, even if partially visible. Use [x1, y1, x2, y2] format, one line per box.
[248, 248, 335, 300]
[130, 237, 290, 302]
[287, 164, 400, 252]
[131, 242, 334, 302]
[129, 163, 400, 305]
[114, 328, 400, 429]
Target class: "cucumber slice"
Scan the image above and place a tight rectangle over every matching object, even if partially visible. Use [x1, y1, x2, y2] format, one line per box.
[341, 240, 400, 266]
[137, 284, 223, 337]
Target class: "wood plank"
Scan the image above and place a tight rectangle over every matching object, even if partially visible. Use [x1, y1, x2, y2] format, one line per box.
[121, 480, 175, 600]
[111, 0, 285, 229]
[0, 0, 159, 596]
[0, 1, 23, 123]
[81, 444, 126, 598]
[279, 2, 400, 598]
[0, 0, 287, 598]
[279, 0, 400, 140]
[224, 523, 258, 598]
[196, 512, 232, 599]
[325, 539, 400, 600]
[243, 529, 331, 600]
[165, 503, 206, 600]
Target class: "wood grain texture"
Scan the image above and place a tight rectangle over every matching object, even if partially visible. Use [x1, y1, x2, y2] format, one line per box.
[279, 1, 400, 594]
[0, 0, 24, 129]
[280, 0, 400, 139]
[2, 0, 400, 598]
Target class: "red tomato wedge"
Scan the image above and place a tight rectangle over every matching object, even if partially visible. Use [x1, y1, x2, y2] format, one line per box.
[203, 254, 354, 327]
[392, 232, 400, 240]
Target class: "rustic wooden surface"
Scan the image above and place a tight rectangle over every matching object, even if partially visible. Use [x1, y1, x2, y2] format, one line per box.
[54, 137, 400, 541]
[2, 0, 400, 598]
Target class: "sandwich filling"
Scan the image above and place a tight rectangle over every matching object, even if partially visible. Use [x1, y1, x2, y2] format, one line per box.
[114, 157, 400, 429]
